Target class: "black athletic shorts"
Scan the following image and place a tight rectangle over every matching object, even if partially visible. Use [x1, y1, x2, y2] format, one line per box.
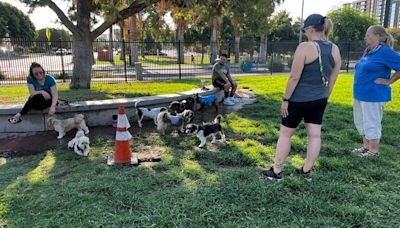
[212, 78, 233, 89]
[281, 98, 328, 128]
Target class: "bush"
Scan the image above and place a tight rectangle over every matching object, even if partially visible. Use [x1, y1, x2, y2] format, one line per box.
[0, 71, 5, 80]
[30, 46, 47, 53]
[13, 45, 28, 53]
[267, 56, 285, 72]
[53, 72, 69, 80]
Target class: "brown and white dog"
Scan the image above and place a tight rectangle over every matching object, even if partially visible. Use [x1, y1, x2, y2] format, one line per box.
[47, 114, 89, 139]
[195, 90, 225, 112]
[156, 109, 194, 135]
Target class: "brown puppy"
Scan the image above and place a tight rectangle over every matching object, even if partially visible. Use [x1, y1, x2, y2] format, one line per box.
[47, 114, 89, 139]
[156, 110, 194, 135]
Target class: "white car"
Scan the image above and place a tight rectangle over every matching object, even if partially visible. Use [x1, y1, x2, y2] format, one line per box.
[55, 48, 72, 55]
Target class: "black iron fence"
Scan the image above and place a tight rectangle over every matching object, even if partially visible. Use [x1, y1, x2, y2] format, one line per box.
[0, 38, 373, 85]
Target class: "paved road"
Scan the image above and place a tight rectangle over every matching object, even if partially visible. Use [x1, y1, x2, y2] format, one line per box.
[0, 53, 272, 83]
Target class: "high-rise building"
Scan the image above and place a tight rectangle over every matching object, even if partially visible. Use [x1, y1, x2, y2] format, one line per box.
[343, 0, 400, 28]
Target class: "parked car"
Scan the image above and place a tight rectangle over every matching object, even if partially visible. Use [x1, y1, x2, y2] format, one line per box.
[55, 48, 72, 55]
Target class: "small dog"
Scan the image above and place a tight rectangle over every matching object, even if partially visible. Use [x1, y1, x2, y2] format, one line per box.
[168, 96, 196, 115]
[185, 114, 226, 148]
[47, 114, 89, 139]
[157, 109, 194, 135]
[67, 130, 90, 156]
[135, 101, 167, 128]
[195, 90, 225, 112]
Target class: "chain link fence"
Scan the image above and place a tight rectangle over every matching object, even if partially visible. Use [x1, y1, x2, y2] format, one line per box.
[0, 38, 371, 85]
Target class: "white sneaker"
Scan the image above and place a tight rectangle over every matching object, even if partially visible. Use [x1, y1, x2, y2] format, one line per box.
[223, 98, 235, 105]
[229, 97, 240, 103]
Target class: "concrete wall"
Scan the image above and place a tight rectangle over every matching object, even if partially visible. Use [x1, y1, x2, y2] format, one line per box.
[0, 88, 219, 133]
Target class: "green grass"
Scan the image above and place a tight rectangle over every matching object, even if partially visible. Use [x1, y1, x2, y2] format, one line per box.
[1, 74, 400, 226]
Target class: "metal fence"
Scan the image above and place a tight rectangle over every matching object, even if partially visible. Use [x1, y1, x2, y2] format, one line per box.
[0, 38, 369, 85]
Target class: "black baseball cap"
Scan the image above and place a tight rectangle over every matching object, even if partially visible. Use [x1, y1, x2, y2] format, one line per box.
[302, 14, 325, 32]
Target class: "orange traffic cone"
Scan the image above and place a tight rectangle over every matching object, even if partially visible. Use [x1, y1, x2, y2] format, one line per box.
[107, 105, 138, 166]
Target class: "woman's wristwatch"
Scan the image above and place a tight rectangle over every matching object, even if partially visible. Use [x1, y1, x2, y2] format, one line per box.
[282, 97, 290, 102]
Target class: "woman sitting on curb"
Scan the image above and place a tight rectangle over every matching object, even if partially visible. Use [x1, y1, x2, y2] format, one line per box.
[8, 62, 60, 124]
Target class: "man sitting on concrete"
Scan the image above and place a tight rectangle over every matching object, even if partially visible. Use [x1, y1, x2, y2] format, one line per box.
[211, 54, 240, 105]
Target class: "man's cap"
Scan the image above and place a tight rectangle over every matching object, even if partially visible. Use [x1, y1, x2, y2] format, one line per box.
[302, 14, 325, 30]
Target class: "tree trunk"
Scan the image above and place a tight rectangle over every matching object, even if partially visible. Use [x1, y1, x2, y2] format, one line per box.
[210, 18, 218, 64]
[176, 22, 185, 64]
[130, 14, 139, 64]
[234, 28, 240, 64]
[108, 27, 114, 62]
[259, 35, 268, 64]
[70, 0, 92, 89]
[71, 33, 93, 88]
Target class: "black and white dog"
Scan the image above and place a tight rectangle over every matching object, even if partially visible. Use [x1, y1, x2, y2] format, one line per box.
[185, 114, 226, 148]
[135, 101, 167, 128]
[169, 96, 196, 115]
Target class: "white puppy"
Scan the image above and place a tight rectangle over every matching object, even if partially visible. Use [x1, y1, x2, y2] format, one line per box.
[47, 114, 89, 139]
[135, 101, 167, 128]
[185, 115, 225, 148]
[67, 130, 90, 156]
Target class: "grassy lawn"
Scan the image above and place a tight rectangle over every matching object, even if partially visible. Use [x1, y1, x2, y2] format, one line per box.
[1, 74, 400, 226]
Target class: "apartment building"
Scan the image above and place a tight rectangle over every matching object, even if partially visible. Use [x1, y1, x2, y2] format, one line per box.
[343, 0, 400, 28]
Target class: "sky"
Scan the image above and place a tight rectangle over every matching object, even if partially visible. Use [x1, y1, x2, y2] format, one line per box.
[1, 0, 353, 30]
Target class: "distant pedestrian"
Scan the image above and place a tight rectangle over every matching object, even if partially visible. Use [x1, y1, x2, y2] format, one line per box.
[191, 54, 195, 64]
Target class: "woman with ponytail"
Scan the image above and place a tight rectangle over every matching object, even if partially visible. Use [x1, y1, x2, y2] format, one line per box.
[260, 14, 341, 180]
[352, 25, 400, 157]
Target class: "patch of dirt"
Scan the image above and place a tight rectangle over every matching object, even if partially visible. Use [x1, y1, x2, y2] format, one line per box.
[0, 89, 256, 159]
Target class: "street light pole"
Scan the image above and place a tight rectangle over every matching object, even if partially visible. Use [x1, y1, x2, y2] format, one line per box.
[299, 0, 305, 43]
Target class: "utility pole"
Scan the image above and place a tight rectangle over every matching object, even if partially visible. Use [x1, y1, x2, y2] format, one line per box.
[299, 0, 305, 43]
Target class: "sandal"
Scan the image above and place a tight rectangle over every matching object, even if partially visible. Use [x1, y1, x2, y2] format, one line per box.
[8, 116, 22, 124]
[358, 150, 380, 158]
[351, 147, 368, 154]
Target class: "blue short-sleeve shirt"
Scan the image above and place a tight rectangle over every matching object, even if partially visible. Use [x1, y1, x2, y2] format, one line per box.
[353, 45, 400, 102]
[27, 75, 56, 94]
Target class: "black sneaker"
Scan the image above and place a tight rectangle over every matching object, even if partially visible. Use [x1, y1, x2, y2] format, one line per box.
[298, 167, 311, 175]
[260, 168, 282, 181]
[298, 167, 312, 180]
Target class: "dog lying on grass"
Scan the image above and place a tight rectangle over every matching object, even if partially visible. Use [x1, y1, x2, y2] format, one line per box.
[67, 130, 90, 156]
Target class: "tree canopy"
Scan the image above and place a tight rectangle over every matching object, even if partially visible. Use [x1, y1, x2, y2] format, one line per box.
[0, 2, 35, 39]
[327, 7, 378, 42]
[19, 0, 159, 89]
